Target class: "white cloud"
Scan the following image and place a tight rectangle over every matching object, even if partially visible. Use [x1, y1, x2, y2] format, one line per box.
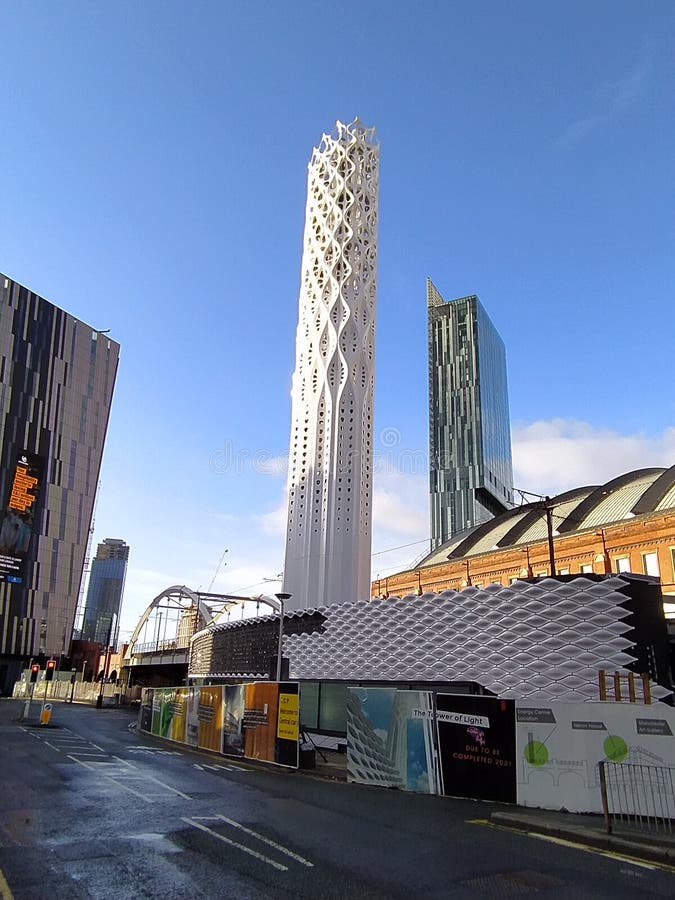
[254, 494, 288, 537]
[118, 418, 675, 634]
[373, 477, 428, 537]
[372, 470, 430, 578]
[559, 62, 648, 145]
[512, 419, 675, 497]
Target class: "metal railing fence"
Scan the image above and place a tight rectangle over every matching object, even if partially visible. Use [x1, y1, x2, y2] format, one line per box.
[12, 678, 140, 705]
[599, 760, 675, 835]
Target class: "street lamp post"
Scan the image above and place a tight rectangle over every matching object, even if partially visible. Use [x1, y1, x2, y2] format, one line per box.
[254, 592, 292, 682]
[96, 617, 114, 709]
[274, 593, 291, 683]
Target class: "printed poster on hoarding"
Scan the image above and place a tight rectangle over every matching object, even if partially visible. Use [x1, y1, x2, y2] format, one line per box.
[276, 683, 300, 768]
[346, 687, 439, 793]
[150, 688, 165, 736]
[222, 684, 246, 757]
[515, 700, 675, 813]
[151, 688, 177, 738]
[185, 687, 200, 746]
[168, 688, 188, 743]
[277, 687, 300, 741]
[436, 694, 517, 802]
[243, 682, 278, 763]
[197, 686, 224, 752]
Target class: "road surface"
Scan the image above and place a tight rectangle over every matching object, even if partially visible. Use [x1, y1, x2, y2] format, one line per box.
[0, 700, 673, 898]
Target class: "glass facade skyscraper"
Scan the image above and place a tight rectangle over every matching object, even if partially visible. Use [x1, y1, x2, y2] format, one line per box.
[0, 273, 119, 692]
[427, 279, 513, 550]
[81, 538, 129, 645]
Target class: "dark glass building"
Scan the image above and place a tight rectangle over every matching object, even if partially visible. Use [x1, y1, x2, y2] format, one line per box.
[427, 279, 513, 550]
[81, 538, 129, 645]
[0, 273, 119, 692]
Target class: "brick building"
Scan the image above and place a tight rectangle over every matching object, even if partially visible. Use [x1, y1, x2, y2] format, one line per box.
[374, 466, 675, 611]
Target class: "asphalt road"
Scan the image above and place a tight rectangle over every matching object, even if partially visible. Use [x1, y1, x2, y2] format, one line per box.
[1, 699, 674, 899]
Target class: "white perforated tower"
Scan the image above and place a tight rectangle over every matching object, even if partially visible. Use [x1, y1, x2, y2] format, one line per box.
[283, 118, 379, 611]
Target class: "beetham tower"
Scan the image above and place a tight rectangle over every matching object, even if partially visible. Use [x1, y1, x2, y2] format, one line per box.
[283, 118, 379, 611]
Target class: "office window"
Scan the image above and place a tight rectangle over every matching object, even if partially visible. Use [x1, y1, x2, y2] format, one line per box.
[614, 557, 631, 574]
[642, 552, 660, 577]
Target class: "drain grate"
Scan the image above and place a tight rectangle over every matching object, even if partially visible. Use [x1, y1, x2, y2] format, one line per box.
[460, 869, 562, 896]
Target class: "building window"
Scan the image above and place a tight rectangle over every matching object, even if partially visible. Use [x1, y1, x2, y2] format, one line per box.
[642, 552, 660, 577]
[670, 548, 675, 581]
[580, 564, 593, 574]
[558, 567, 570, 575]
[614, 556, 631, 573]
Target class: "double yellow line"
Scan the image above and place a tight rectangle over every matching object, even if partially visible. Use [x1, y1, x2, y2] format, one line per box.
[466, 818, 675, 874]
[0, 866, 13, 900]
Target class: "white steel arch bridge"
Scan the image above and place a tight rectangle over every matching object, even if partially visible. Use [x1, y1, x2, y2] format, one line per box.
[122, 586, 281, 678]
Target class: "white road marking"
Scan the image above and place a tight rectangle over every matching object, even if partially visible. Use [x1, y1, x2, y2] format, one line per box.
[65, 752, 108, 758]
[181, 817, 288, 871]
[208, 815, 314, 867]
[65, 754, 192, 802]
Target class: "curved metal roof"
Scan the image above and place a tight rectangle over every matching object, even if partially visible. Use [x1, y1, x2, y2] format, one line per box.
[418, 464, 675, 568]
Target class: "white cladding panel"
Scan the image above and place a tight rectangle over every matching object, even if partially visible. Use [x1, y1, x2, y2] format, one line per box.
[283, 119, 379, 610]
[284, 577, 671, 702]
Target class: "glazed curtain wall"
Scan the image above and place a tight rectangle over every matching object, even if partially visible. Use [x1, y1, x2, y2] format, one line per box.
[139, 683, 299, 769]
[347, 688, 675, 812]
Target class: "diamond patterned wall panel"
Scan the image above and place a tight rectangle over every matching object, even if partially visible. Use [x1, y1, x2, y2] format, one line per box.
[284, 577, 671, 702]
[283, 119, 379, 610]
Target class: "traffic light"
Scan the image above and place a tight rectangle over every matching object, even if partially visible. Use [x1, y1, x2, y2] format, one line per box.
[45, 659, 56, 682]
[30, 663, 40, 683]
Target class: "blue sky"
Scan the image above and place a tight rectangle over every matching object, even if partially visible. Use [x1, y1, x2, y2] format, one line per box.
[1, 1, 674, 638]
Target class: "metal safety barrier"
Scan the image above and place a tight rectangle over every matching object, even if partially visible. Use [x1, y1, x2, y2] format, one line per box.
[599, 760, 675, 835]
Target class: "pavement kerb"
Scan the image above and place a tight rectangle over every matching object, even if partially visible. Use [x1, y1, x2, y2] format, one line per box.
[489, 810, 675, 866]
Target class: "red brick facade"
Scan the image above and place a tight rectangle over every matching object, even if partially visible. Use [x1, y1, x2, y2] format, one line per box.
[373, 511, 675, 602]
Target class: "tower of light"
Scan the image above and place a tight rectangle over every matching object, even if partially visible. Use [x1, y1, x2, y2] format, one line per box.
[283, 119, 379, 611]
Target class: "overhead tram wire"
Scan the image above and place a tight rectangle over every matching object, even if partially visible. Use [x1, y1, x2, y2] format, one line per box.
[371, 538, 428, 557]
